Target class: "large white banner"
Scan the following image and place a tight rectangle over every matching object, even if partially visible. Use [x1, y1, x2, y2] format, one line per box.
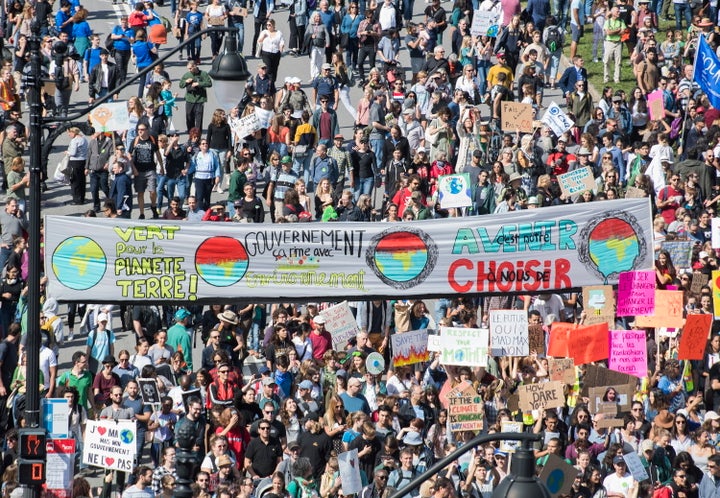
[45, 199, 653, 302]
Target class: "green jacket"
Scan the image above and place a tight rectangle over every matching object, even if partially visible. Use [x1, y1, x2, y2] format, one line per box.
[179, 69, 213, 104]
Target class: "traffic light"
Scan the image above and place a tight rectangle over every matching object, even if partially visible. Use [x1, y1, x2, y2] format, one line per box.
[18, 429, 47, 486]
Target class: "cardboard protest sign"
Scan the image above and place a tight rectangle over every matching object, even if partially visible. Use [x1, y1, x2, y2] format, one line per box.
[338, 449, 363, 495]
[691, 272, 710, 295]
[500, 421, 524, 452]
[518, 381, 565, 412]
[623, 451, 650, 482]
[595, 418, 625, 428]
[540, 454, 577, 498]
[528, 325, 546, 355]
[82, 420, 137, 472]
[501, 102, 534, 132]
[582, 285, 616, 326]
[678, 314, 713, 360]
[558, 167, 596, 197]
[589, 387, 619, 415]
[437, 327, 489, 367]
[138, 378, 160, 405]
[391, 329, 429, 366]
[181, 388, 201, 414]
[447, 381, 484, 432]
[635, 290, 684, 328]
[581, 365, 635, 396]
[608, 330, 647, 378]
[625, 186, 647, 198]
[438, 173, 472, 209]
[567, 323, 609, 366]
[321, 301, 360, 350]
[661, 241, 694, 269]
[647, 90, 665, 121]
[616, 271, 656, 316]
[549, 358, 576, 385]
[489, 310, 529, 356]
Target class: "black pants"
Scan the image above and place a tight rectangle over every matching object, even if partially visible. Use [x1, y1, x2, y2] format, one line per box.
[261, 50, 282, 86]
[185, 102, 205, 134]
[357, 44, 376, 81]
[69, 159, 87, 203]
[114, 49, 131, 83]
[253, 18, 267, 53]
[90, 169, 109, 210]
[289, 19, 305, 51]
[210, 30, 224, 56]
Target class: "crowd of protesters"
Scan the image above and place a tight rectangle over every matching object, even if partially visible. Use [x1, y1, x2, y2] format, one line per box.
[2, 0, 720, 497]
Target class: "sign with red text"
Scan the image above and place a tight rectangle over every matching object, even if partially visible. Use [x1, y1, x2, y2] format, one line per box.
[44, 200, 653, 303]
[635, 290, 684, 328]
[321, 301, 361, 350]
[45, 439, 76, 498]
[608, 330, 647, 378]
[616, 271, 656, 316]
[447, 382, 484, 432]
[679, 314, 713, 360]
[82, 420, 136, 472]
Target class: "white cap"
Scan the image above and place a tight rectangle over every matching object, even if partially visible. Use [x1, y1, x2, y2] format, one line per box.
[97, 312, 109, 323]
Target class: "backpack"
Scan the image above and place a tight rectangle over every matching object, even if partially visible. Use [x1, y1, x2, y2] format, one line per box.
[140, 306, 162, 335]
[546, 26, 562, 52]
[105, 32, 115, 54]
[669, 116, 683, 141]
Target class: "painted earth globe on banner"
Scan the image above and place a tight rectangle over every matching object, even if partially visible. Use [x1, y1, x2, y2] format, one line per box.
[51, 237, 107, 290]
[366, 228, 438, 289]
[195, 236, 249, 287]
[586, 218, 641, 280]
[120, 429, 134, 444]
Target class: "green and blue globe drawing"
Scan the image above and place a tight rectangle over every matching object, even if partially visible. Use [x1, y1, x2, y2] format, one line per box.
[366, 228, 438, 289]
[195, 236, 249, 287]
[120, 429, 134, 444]
[51, 237, 107, 290]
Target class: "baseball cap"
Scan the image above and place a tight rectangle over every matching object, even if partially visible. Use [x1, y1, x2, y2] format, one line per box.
[263, 377, 277, 386]
[313, 315, 326, 325]
[613, 456, 625, 465]
[612, 95, 623, 102]
[298, 380, 313, 390]
[322, 63, 333, 70]
[281, 155, 292, 164]
[97, 312, 109, 323]
[473, 149, 483, 158]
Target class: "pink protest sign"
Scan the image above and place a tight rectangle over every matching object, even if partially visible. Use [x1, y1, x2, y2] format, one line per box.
[608, 330, 647, 378]
[616, 271, 656, 316]
[647, 90, 665, 121]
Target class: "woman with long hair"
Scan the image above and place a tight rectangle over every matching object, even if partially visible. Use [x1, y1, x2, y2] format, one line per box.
[207, 108, 232, 192]
[280, 397, 303, 449]
[426, 409, 449, 460]
[215, 407, 250, 468]
[148, 330, 175, 366]
[332, 51, 356, 120]
[628, 87, 650, 141]
[671, 412, 694, 454]
[689, 429, 715, 473]
[256, 18, 285, 85]
[324, 394, 347, 454]
[655, 249, 677, 289]
[267, 114, 291, 159]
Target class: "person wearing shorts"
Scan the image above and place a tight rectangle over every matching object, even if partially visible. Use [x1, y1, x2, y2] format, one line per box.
[130, 125, 164, 219]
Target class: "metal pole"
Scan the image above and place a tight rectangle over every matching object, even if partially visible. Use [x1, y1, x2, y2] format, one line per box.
[25, 17, 44, 498]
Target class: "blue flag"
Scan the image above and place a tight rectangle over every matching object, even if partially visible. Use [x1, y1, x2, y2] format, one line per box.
[694, 35, 720, 111]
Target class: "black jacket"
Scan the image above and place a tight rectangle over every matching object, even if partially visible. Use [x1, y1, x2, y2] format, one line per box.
[88, 62, 120, 98]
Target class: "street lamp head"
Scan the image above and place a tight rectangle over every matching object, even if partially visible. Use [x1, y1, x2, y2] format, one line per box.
[208, 28, 250, 110]
[492, 447, 552, 498]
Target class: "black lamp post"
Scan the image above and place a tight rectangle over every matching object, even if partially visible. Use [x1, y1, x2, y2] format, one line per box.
[386, 433, 551, 498]
[22, 21, 248, 498]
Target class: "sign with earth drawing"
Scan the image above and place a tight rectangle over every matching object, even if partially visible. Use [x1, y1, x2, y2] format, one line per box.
[44, 199, 654, 303]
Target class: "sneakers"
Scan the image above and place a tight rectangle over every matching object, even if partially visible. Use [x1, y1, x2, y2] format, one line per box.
[139, 213, 146, 219]
[217, 186, 224, 194]
[67, 331, 74, 341]
[151, 206, 159, 219]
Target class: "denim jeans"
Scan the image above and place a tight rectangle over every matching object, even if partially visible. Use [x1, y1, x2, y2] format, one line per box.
[370, 138, 384, 173]
[156, 174, 169, 210]
[165, 176, 187, 204]
[89, 169, 109, 209]
[233, 21, 245, 53]
[673, 2, 692, 30]
[353, 176, 374, 201]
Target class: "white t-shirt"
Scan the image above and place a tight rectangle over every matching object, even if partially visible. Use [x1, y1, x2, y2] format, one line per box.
[603, 472, 635, 497]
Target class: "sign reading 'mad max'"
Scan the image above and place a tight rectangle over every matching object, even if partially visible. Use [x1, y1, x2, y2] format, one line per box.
[44, 199, 653, 303]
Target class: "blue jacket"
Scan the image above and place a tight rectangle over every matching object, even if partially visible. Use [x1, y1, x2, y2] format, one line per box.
[558, 65, 588, 96]
[253, 0, 274, 18]
[341, 13, 361, 38]
[699, 474, 720, 498]
[110, 173, 133, 218]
